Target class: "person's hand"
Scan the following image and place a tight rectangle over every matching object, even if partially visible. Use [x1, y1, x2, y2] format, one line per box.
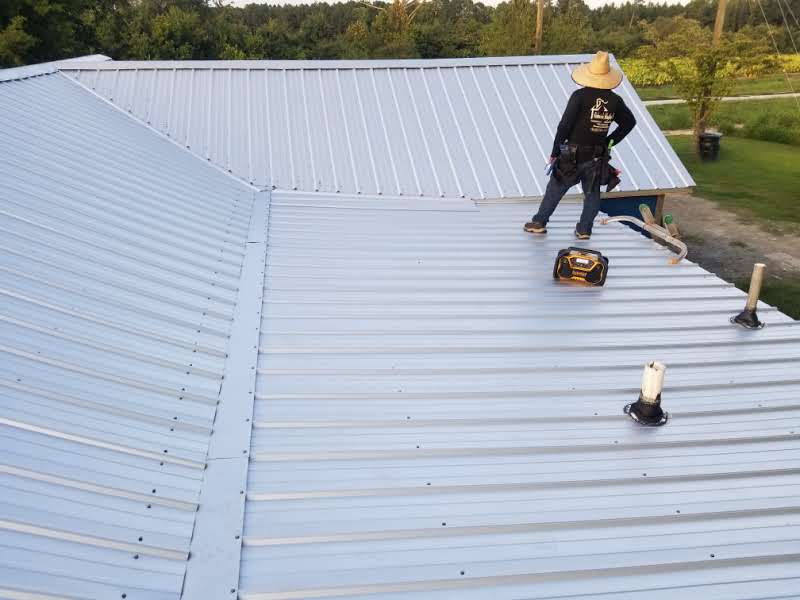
[548, 156, 557, 165]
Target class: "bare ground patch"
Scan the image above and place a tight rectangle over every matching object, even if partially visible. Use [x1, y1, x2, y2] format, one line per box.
[664, 193, 800, 317]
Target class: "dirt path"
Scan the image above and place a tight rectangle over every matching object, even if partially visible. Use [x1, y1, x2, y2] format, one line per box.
[665, 193, 800, 283]
[662, 129, 695, 136]
[644, 92, 800, 106]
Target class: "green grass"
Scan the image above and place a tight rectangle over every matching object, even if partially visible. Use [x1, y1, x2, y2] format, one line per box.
[649, 103, 695, 130]
[667, 119, 800, 321]
[649, 97, 800, 145]
[735, 277, 800, 320]
[669, 136, 800, 223]
[670, 135, 800, 320]
[637, 73, 800, 101]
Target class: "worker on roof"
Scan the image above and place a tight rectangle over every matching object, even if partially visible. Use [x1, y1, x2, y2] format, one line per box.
[524, 51, 636, 240]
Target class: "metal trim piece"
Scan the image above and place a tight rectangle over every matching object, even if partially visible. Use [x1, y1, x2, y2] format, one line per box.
[181, 191, 269, 599]
[59, 55, 598, 70]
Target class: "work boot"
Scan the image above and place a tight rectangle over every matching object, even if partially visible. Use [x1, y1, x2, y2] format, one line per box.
[574, 228, 591, 240]
[524, 221, 546, 234]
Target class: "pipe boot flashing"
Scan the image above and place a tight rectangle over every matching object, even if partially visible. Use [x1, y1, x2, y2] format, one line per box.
[625, 361, 668, 426]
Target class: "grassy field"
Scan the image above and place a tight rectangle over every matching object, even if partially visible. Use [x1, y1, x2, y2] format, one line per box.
[649, 97, 800, 145]
[669, 136, 800, 223]
[637, 73, 800, 101]
[737, 277, 800, 320]
[669, 136, 800, 318]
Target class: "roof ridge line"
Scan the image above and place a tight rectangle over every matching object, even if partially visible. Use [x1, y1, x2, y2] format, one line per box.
[58, 71, 260, 193]
[0, 54, 111, 83]
[59, 54, 599, 72]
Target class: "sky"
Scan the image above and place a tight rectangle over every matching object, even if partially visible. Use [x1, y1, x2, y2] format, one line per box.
[231, 0, 692, 7]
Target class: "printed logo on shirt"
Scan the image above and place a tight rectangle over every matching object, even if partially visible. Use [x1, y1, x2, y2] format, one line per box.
[589, 98, 614, 134]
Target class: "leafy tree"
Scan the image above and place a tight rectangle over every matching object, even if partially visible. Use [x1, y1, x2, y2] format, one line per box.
[0, 0, 96, 64]
[206, 6, 251, 58]
[250, 19, 298, 59]
[413, 0, 485, 58]
[370, 0, 418, 57]
[2, 0, 799, 67]
[219, 43, 246, 59]
[480, 0, 536, 56]
[341, 20, 369, 58]
[148, 5, 202, 59]
[0, 16, 36, 66]
[638, 16, 776, 145]
[544, 0, 591, 54]
[83, 1, 136, 58]
[592, 25, 645, 58]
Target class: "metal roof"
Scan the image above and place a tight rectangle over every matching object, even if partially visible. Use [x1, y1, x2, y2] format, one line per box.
[242, 191, 800, 599]
[0, 71, 254, 599]
[0, 54, 111, 83]
[2, 57, 799, 600]
[61, 55, 694, 199]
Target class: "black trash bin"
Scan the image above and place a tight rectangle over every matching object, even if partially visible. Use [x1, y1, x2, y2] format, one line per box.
[698, 132, 722, 160]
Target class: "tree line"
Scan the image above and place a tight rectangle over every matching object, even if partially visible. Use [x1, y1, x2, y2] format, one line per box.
[1, 0, 798, 67]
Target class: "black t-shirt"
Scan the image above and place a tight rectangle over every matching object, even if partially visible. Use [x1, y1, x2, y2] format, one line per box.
[551, 87, 637, 159]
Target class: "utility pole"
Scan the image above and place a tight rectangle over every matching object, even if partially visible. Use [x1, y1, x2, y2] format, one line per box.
[534, 0, 544, 54]
[712, 0, 728, 45]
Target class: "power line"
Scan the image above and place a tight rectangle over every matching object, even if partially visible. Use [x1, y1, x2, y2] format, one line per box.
[775, 0, 799, 54]
[780, 0, 800, 29]
[751, 0, 800, 113]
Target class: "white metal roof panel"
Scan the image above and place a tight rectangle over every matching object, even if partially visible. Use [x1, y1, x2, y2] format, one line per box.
[2, 57, 797, 600]
[0, 54, 111, 83]
[242, 191, 800, 599]
[62, 56, 694, 199]
[0, 72, 254, 599]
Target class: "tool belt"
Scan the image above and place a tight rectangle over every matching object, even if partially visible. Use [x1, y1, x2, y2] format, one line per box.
[554, 144, 579, 182]
[555, 144, 603, 182]
[554, 143, 620, 192]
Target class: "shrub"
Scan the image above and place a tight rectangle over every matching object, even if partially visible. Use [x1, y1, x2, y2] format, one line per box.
[622, 54, 800, 87]
[649, 98, 800, 146]
[647, 104, 692, 129]
[620, 57, 675, 86]
[740, 112, 800, 146]
[780, 54, 800, 74]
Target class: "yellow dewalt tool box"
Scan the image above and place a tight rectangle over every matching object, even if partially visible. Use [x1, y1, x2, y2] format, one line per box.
[553, 247, 609, 286]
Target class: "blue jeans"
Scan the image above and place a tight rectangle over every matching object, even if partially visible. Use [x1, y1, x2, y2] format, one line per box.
[532, 159, 601, 234]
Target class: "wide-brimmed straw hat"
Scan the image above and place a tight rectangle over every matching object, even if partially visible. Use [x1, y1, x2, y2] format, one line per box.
[571, 51, 623, 90]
